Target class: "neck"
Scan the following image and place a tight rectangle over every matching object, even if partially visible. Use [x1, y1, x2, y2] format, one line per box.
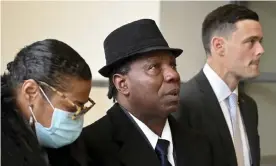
[207, 58, 239, 91]
[118, 98, 166, 137]
[139, 115, 166, 137]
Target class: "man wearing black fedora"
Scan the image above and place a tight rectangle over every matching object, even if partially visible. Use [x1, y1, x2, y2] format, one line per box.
[80, 19, 213, 166]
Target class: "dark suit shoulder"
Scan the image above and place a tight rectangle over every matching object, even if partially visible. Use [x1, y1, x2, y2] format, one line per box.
[77, 115, 115, 166]
[82, 115, 113, 143]
[174, 75, 204, 128]
[176, 119, 210, 148]
[175, 121, 213, 166]
[180, 78, 199, 98]
[179, 74, 204, 109]
[186, 127, 209, 141]
[240, 92, 257, 106]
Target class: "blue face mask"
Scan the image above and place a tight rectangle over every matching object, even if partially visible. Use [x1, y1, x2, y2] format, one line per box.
[29, 87, 84, 148]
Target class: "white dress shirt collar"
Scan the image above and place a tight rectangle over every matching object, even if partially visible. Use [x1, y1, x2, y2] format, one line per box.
[203, 63, 238, 102]
[128, 112, 173, 149]
[128, 112, 175, 166]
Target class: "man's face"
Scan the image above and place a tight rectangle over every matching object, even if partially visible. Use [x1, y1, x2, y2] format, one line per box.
[126, 51, 180, 118]
[224, 20, 264, 79]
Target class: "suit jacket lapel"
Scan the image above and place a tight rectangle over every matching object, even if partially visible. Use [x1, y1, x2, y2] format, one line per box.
[107, 103, 160, 166]
[195, 70, 237, 165]
[238, 95, 256, 165]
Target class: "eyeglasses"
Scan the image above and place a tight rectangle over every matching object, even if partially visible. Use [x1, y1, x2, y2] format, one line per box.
[38, 81, 95, 120]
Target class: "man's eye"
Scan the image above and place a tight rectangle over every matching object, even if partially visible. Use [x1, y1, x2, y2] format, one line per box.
[148, 63, 160, 70]
[148, 64, 156, 70]
[250, 39, 255, 44]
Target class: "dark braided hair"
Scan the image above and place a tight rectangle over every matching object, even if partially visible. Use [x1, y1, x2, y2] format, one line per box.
[4, 39, 91, 97]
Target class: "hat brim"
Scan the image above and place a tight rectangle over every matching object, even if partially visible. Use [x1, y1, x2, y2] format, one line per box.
[99, 46, 183, 77]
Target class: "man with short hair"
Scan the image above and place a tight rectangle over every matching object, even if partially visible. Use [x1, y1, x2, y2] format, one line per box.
[175, 4, 264, 166]
[81, 19, 213, 166]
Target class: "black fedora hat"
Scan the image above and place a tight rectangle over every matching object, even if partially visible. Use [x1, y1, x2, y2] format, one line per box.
[99, 19, 183, 77]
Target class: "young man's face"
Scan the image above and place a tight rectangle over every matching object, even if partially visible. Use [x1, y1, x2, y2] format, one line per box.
[224, 20, 264, 79]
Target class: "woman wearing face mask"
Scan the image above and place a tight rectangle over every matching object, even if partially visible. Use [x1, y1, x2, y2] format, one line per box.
[1, 39, 94, 166]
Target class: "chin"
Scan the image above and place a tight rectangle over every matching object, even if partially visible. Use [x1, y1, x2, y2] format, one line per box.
[249, 70, 260, 78]
[242, 68, 260, 79]
[163, 105, 178, 115]
[242, 73, 259, 79]
[159, 100, 179, 117]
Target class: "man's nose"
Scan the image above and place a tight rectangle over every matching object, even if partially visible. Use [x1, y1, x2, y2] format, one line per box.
[163, 66, 180, 83]
[256, 41, 265, 57]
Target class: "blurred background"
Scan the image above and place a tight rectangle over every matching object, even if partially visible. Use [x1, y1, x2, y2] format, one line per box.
[1, 1, 275, 165]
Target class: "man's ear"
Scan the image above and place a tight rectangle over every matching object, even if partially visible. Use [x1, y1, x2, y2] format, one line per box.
[21, 79, 41, 105]
[113, 74, 129, 96]
[211, 36, 225, 56]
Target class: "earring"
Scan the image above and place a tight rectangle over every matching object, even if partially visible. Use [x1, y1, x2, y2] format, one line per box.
[29, 116, 34, 125]
[28, 105, 37, 125]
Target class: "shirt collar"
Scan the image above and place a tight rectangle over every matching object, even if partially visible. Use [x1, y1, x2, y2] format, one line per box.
[128, 112, 173, 149]
[203, 63, 238, 102]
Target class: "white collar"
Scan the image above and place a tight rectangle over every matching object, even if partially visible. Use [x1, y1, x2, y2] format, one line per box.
[128, 112, 173, 149]
[203, 63, 238, 102]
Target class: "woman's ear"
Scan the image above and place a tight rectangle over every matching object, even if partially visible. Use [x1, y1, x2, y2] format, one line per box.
[21, 79, 41, 105]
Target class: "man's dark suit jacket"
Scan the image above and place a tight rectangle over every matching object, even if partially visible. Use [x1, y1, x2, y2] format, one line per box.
[174, 70, 260, 166]
[78, 103, 213, 166]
